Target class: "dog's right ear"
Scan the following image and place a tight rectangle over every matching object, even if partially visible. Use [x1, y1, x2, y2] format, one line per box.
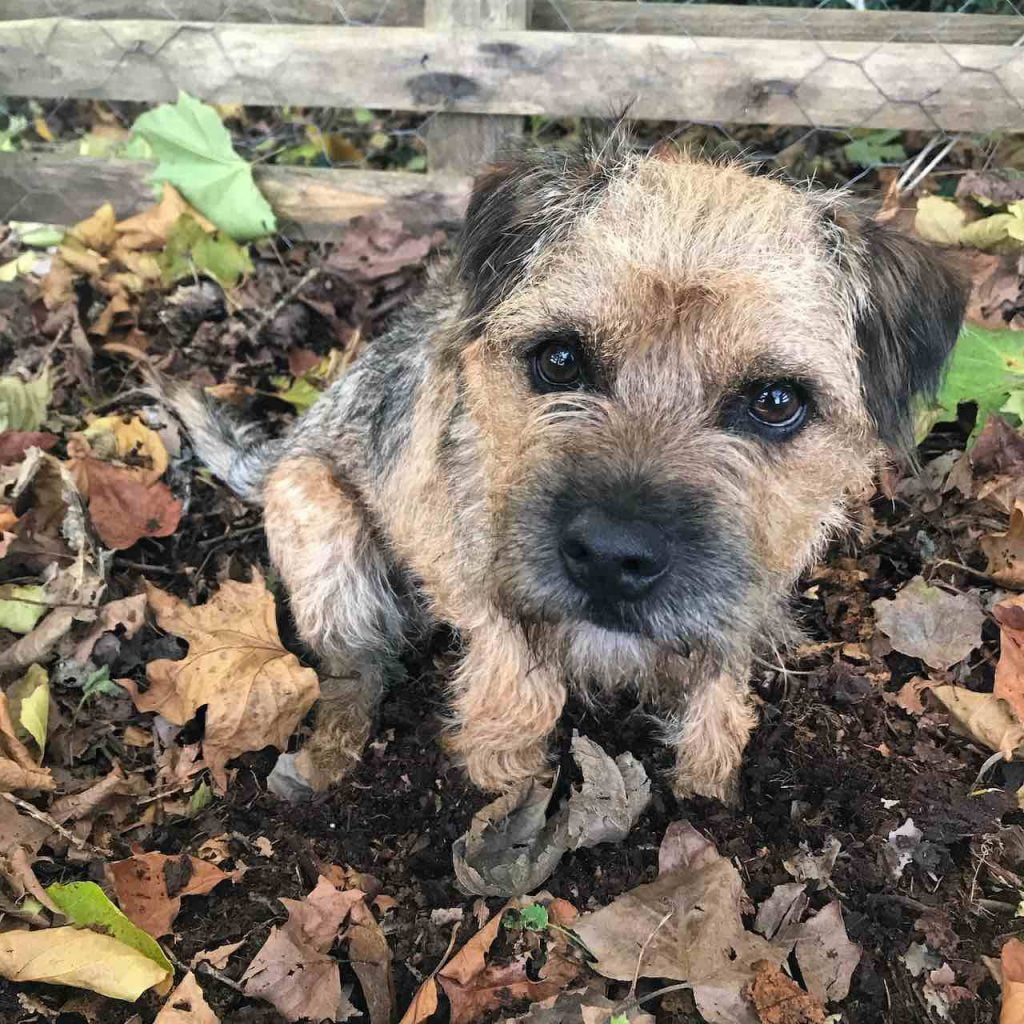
[455, 138, 628, 326]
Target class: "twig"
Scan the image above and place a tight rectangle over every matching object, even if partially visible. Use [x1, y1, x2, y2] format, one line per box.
[244, 265, 321, 343]
[629, 908, 674, 999]
[609, 980, 694, 1019]
[433, 920, 462, 976]
[197, 524, 265, 551]
[165, 943, 246, 993]
[112, 558, 178, 576]
[0, 790, 112, 858]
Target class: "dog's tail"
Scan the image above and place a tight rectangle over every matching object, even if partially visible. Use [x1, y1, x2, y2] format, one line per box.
[156, 376, 280, 504]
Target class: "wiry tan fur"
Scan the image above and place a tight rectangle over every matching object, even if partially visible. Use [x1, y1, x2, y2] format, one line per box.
[171, 141, 964, 804]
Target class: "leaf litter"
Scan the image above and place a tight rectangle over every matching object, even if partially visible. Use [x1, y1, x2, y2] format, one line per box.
[6, 112, 1024, 1024]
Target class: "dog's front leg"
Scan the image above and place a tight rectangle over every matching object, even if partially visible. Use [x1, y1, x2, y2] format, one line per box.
[667, 669, 757, 805]
[262, 455, 409, 797]
[448, 616, 565, 793]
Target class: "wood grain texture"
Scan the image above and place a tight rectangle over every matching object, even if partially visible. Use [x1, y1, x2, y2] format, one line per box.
[2, 19, 1022, 131]
[3, 1, 1023, 46]
[423, 0, 527, 176]
[0, 153, 470, 239]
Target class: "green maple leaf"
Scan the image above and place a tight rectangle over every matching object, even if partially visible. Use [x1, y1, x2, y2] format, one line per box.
[927, 324, 1024, 439]
[158, 213, 253, 289]
[133, 92, 276, 241]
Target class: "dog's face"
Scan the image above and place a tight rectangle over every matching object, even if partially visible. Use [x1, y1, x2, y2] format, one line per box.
[449, 143, 965, 674]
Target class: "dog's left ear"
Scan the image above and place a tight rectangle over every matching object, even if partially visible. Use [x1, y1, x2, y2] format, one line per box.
[835, 214, 967, 448]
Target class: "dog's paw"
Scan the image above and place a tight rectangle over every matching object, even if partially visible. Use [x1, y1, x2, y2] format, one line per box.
[459, 742, 552, 794]
[672, 762, 741, 806]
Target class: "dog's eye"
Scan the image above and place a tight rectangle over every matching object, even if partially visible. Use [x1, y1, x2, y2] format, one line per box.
[747, 381, 807, 432]
[532, 338, 584, 391]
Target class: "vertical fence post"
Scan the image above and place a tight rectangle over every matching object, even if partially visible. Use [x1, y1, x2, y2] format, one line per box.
[423, 0, 529, 177]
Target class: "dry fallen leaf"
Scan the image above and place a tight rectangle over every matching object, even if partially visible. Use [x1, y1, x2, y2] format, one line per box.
[453, 732, 650, 897]
[154, 972, 220, 1024]
[72, 414, 169, 486]
[398, 977, 439, 1024]
[0, 797, 57, 913]
[440, 956, 579, 1024]
[995, 595, 1024, 726]
[575, 822, 788, 1024]
[347, 898, 395, 1024]
[74, 593, 148, 664]
[70, 456, 182, 551]
[754, 884, 808, 944]
[1001, 937, 1024, 1024]
[872, 577, 985, 671]
[116, 184, 214, 251]
[241, 877, 360, 1022]
[983, 502, 1024, 589]
[190, 940, 245, 971]
[0, 927, 168, 1002]
[0, 691, 54, 794]
[123, 574, 319, 788]
[793, 902, 860, 1004]
[930, 685, 1024, 759]
[431, 899, 578, 1024]
[109, 851, 240, 938]
[746, 960, 826, 1024]
[782, 839, 841, 890]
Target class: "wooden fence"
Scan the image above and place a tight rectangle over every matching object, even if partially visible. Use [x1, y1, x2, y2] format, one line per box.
[1, 0, 1023, 238]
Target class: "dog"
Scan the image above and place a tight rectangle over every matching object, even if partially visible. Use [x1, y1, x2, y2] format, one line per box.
[170, 133, 966, 803]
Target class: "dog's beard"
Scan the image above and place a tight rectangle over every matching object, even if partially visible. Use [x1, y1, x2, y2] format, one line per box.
[488, 547, 752, 685]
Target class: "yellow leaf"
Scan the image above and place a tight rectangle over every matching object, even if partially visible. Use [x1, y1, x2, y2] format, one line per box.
[32, 115, 53, 142]
[67, 202, 117, 253]
[0, 584, 47, 635]
[7, 663, 48, 757]
[914, 196, 966, 247]
[0, 252, 38, 284]
[115, 183, 215, 251]
[960, 212, 1023, 251]
[59, 238, 108, 279]
[78, 414, 169, 484]
[0, 926, 168, 1001]
[122, 572, 320, 789]
[930, 685, 1024, 759]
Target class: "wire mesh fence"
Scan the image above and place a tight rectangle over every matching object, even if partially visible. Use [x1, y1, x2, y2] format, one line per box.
[1, 0, 1023, 233]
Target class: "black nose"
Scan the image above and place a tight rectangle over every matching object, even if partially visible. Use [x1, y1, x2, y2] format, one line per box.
[559, 509, 669, 602]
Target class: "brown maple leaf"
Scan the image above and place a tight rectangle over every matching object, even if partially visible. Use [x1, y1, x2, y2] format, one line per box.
[123, 573, 319, 789]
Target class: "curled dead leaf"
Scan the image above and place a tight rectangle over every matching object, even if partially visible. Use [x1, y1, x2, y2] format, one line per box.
[994, 595, 1024, 727]
[0, 692, 54, 794]
[453, 733, 649, 897]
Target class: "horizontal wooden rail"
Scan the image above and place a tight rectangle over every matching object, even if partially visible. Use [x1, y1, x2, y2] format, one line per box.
[1, 20, 1022, 131]
[1, 1, 1022, 46]
[0, 153, 470, 239]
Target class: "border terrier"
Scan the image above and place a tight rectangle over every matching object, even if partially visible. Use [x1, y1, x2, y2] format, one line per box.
[171, 134, 965, 803]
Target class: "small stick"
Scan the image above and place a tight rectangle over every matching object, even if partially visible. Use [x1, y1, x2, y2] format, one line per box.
[245, 266, 321, 344]
[629, 908, 674, 999]
[0, 790, 112, 858]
